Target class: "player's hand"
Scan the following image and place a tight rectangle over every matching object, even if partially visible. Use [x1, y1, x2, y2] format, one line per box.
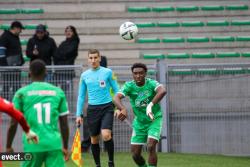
[146, 102, 154, 121]
[26, 130, 39, 144]
[116, 108, 127, 121]
[6, 147, 14, 153]
[62, 148, 70, 161]
[76, 116, 83, 127]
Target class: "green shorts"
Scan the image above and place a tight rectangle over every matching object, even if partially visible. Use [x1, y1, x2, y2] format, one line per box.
[131, 117, 162, 145]
[22, 150, 65, 167]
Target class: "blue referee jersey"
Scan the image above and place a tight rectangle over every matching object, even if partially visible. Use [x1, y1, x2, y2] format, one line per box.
[76, 66, 119, 116]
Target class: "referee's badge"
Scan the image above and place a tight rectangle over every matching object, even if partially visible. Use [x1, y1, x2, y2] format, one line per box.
[99, 80, 106, 87]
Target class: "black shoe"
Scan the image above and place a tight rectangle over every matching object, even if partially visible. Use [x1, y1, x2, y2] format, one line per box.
[108, 161, 114, 167]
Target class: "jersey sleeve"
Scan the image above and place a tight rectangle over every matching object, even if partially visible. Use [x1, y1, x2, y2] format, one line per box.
[149, 79, 162, 92]
[12, 90, 23, 112]
[108, 70, 119, 95]
[118, 82, 130, 97]
[76, 73, 87, 116]
[58, 89, 69, 116]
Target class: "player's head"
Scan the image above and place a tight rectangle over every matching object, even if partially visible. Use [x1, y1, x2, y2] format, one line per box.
[88, 49, 101, 69]
[29, 59, 47, 81]
[131, 63, 147, 86]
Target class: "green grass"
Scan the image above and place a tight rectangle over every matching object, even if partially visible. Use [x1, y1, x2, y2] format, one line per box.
[2, 152, 250, 167]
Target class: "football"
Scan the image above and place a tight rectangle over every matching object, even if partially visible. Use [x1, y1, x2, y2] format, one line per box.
[119, 21, 138, 40]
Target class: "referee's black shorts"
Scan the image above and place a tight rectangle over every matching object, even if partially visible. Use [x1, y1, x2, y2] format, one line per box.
[86, 101, 114, 136]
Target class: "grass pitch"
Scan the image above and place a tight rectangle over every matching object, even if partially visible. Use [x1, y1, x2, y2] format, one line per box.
[2, 152, 250, 167]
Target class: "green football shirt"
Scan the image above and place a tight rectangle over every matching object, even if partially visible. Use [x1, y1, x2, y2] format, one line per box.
[119, 78, 162, 124]
[13, 82, 69, 152]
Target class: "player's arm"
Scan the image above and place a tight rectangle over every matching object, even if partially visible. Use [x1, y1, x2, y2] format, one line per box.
[6, 118, 18, 152]
[76, 75, 87, 125]
[146, 84, 167, 120]
[59, 115, 69, 161]
[114, 93, 127, 121]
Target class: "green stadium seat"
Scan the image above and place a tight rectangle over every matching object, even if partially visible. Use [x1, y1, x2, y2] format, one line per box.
[187, 37, 209, 43]
[166, 53, 190, 59]
[207, 20, 229, 26]
[231, 20, 250, 26]
[137, 38, 160, 43]
[169, 69, 193, 75]
[211, 36, 235, 42]
[225, 5, 248, 10]
[181, 21, 204, 27]
[127, 7, 151, 12]
[141, 53, 164, 59]
[241, 52, 250, 57]
[0, 24, 10, 30]
[157, 21, 180, 27]
[236, 36, 250, 41]
[162, 37, 184, 43]
[197, 68, 218, 75]
[20, 39, 28, 45]
[136, 22, 156, 28]
[192, 52, 215, 58]
[216, 52, 240, 58]
[200, 5, 224, 11]
[21, 8, 44, 14]
[0, 8, 20, 14]
[147, 69, 157, 75]
[176, 6, 199, 12]
[21, 71, 28, 77]
[152, 6, 175, 12]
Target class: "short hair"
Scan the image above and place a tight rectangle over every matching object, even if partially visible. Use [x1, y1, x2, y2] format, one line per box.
[30, 59, 46, 77]
[131, 63, 148, 73]
[88, 49, 100, 56]
[10, 21, 24, 29]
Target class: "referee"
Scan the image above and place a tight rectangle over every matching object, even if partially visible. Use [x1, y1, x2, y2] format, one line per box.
[76, 49, 119, 167]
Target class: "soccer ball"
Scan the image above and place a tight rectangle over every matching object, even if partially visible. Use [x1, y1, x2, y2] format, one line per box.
[119, 21, 138, 40]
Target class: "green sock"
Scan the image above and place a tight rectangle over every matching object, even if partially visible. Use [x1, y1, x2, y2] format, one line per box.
[138, 164, 147, 167]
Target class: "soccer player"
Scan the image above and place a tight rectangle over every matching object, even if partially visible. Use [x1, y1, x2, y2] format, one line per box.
[114, 63, 166, 167]
[6, 59, 69, 167]
[76, 49, 119, 167]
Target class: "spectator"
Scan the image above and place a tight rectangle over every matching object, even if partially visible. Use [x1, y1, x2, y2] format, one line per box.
[100, 55, 107, 68]
[26, 24, 57, 65]
[0, 21, 25, 100]
[54, 25, 80, 93]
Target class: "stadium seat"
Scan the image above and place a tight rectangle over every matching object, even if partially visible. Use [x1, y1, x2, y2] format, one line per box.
[236, 36, 250, 41]
[169, 69, 193, 75]
[20, 39, 28, 45]
[231, 20, 250, 26]
[141, 53, 164, 59]
[152, 6, 175, 12]
[0, 8, 20, 14]
[21, 8, 44, 14]
[200, 5, 224, 11]
[225, 5, 248, 10]
[216, 52, 240, 58]
[241, 52, 250, 57]
[176, 6, 199, 12]
[166, 53, 190, 59]
[181, 21, 204, 27]
[162, 37, 185, 43]
[157, 21, 180, 27]
[136, 22, 156, 28]
[137, 37, 160, 43]
[127, 7, 151, 12]
[187, 37, 209, 43]
[23, 55, 30, 62]
[207, 20, 229, 26]
[147, 69, 157, 75]
[192, 52, 215, 58]
[0, 24, 10, 30]
[211, 36, 235, 42]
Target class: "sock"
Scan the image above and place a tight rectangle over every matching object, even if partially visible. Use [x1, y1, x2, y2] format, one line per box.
[138, 164, 147, 167]
[104, 139, 114, 163]
[91, 144, 101, 166]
